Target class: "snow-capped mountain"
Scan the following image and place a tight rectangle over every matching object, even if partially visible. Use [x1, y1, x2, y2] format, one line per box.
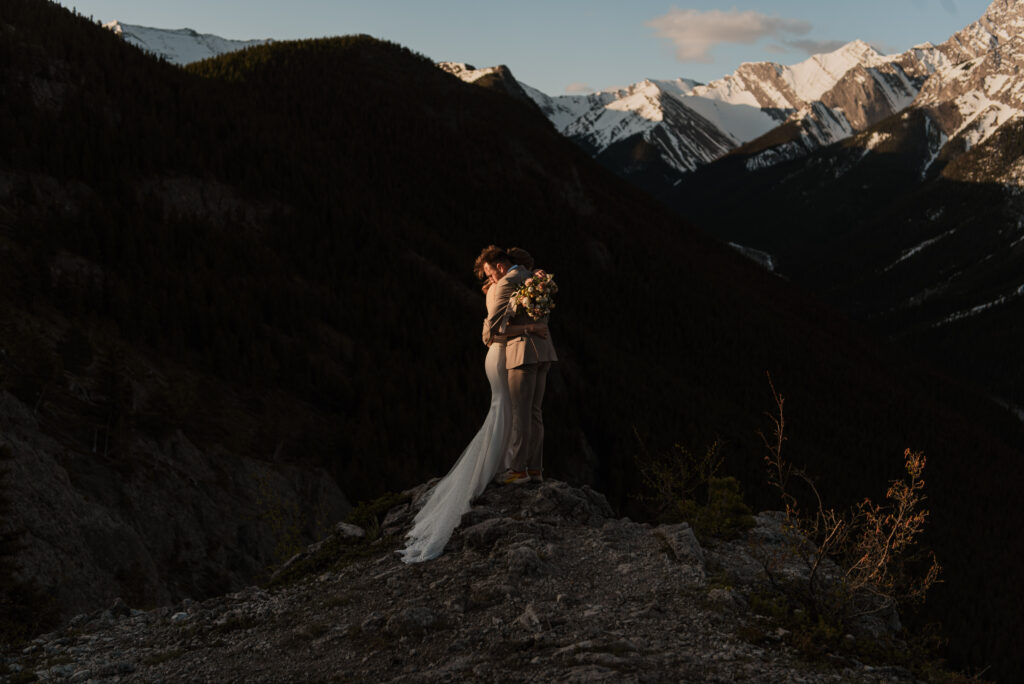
[740, 44, 947, 170]
[520, 78, 737, 172]
[444, 2, 1023, 181]
[103, 21, 269, 65]
[449, 40, 945, 177]
[911, 2, 1024, 172]
[437, 62, 536, 108]
[938, 0, 1024, 63]
[747, 1, 1024, 175]
[437, 62, 503, 84]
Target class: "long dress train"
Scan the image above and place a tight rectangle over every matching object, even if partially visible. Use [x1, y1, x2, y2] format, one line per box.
[399, 342, 511, 563]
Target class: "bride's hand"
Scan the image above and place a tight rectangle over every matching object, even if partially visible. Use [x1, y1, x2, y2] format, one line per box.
[533, 269, 547, 278]
[527, 323, 549, 338]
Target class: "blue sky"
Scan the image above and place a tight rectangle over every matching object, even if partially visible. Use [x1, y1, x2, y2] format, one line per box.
[60, 1, 993, 94]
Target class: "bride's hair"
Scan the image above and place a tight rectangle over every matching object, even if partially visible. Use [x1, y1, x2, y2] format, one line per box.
[507, 247, 534, 270]
[474, 262, 491, 293]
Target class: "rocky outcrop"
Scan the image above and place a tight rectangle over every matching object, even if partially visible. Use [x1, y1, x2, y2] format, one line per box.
[0, 389, 349, 621]
[3, 480, 915, 682]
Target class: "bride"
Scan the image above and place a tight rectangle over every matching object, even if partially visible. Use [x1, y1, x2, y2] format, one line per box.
[400, 246, 547, 563]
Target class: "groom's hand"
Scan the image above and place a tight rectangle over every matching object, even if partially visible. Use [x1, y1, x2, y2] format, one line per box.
[529, 324, 549, 338]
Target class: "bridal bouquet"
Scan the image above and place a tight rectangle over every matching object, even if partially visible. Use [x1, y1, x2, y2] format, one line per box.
[510, 272, 558, 320]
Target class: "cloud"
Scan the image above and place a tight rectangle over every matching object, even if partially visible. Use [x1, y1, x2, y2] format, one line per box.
[763, 43, 787, 54]
[785, 38, 849, 55]
[647, 8, 812, 62]
[565, 82, 593, 94]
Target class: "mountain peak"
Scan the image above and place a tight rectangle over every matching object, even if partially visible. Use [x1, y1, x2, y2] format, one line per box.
[102, 21, 270, 65]
[825, 38, 879, 59]
[940, 0, 1024, 62]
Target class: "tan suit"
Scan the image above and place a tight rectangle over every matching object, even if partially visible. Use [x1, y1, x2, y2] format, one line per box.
[484, 266, 557, 473]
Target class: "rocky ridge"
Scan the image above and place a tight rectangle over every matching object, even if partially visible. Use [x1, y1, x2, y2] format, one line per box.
[101, 21, 271, 66]
[3, 480, 917, 682]
[0, 380, 349, 624]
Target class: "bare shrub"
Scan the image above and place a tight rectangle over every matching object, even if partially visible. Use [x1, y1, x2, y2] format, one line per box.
[758, 373, 941, 625]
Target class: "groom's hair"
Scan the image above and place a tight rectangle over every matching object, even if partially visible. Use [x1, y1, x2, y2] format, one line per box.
[507, 247, 534, 271]
[475, 245, 511, 270]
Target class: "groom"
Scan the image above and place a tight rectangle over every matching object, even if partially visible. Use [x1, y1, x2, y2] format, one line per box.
[480, 246, 558, 485]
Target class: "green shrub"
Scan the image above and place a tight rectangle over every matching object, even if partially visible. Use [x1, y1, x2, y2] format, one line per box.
[635, 435, 754, 542]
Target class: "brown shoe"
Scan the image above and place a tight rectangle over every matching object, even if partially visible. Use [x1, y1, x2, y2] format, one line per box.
[502, 470, 530, 485]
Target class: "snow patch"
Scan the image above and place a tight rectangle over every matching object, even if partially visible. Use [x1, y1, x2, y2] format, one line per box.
[103, 21, 269, 65]
[952, 96, 1020, 151]
[785, 40, 882, 102]
[920, 115, 948, 179]
[935, 283, 1024, 326]
[679, 95, 781, 144]
[884, 228, 956, 272]
[985, 74, 1012, 96]
[728, 242, 776, 272]
[438, 62, 503, 84]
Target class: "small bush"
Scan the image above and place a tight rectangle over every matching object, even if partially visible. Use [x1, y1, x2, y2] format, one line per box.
[344, 490, 411, 541]
[635, 435, 754, 542]
[254, 470, 305, 567]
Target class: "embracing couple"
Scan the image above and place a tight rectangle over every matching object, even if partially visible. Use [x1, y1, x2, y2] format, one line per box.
[400, 245, 557, 563]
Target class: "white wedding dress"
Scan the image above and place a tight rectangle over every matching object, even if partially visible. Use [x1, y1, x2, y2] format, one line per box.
[399, 340, 512, 563]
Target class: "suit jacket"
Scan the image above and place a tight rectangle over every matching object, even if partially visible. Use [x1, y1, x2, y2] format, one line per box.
[484, 266, 558, 369]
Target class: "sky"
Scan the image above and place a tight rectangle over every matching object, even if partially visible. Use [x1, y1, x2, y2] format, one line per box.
[58, 0, 994, 95]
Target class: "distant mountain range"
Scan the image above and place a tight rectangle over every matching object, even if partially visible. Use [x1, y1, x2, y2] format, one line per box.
[514, 40, 935, 175]
[102, 20, 271, 65]
[104, 6, 1021, 187]
[104, 22, 940, 175]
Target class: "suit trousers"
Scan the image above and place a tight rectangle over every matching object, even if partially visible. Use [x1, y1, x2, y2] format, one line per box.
[507, 361, 552, 472]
